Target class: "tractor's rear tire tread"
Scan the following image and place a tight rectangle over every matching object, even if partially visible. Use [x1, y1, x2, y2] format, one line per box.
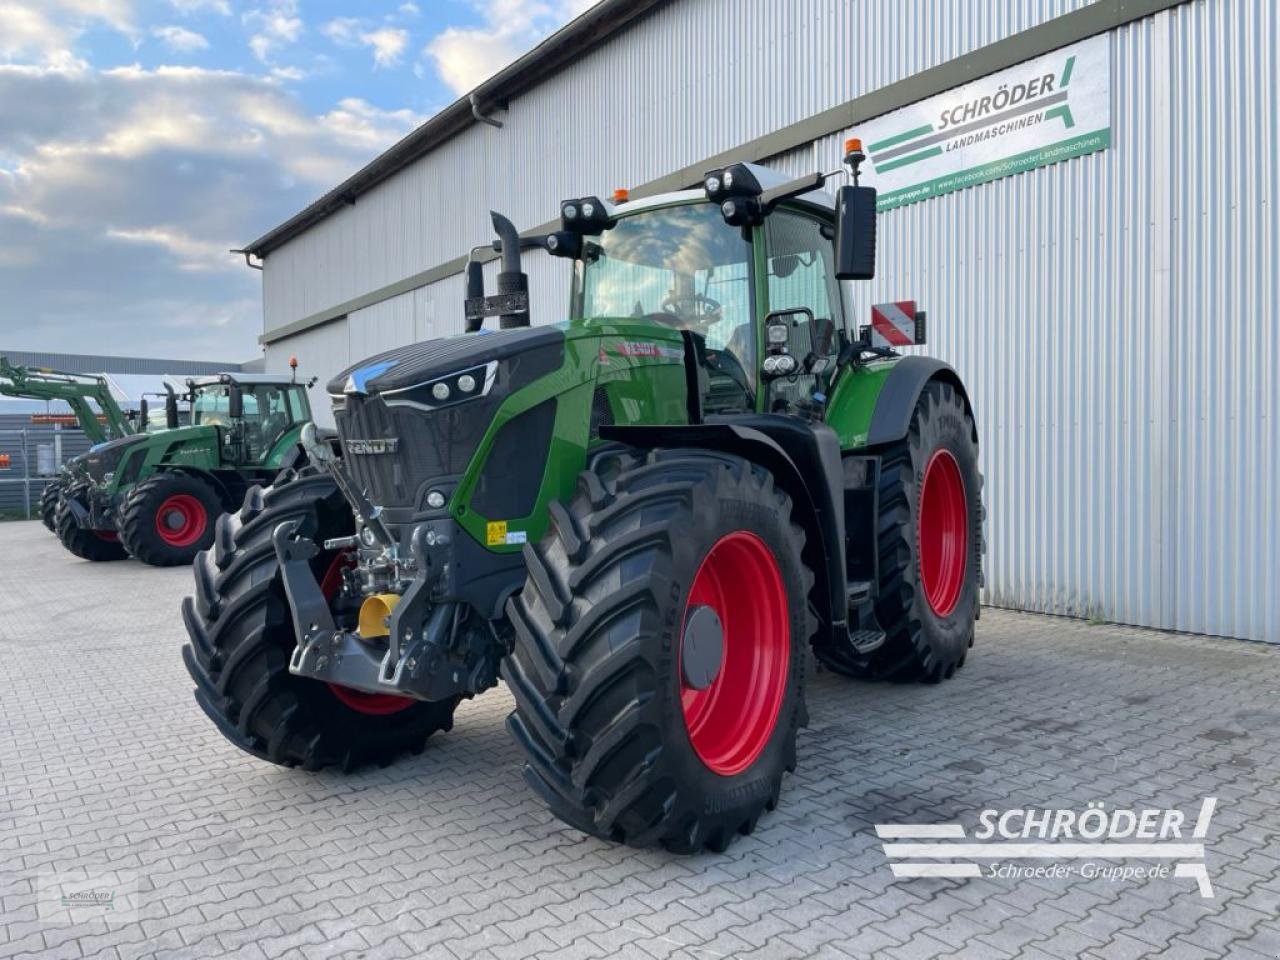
[181, 471, 458, 772]
[504, 449, 812, 852]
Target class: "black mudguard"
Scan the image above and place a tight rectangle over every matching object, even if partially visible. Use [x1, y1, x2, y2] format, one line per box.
[866, 356, 977, 447]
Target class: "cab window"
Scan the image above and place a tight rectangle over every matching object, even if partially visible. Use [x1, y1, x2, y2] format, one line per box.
[764, 209, 842, 354]
[763, 210, 844, 406]
[579, 203, 756, 403]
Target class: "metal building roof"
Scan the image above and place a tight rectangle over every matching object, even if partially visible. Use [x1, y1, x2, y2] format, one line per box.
[241, 0, 669, 259]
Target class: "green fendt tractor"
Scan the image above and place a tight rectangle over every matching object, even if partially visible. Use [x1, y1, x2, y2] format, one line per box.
[184, 145, 984, 852]
[0, 356, 142, 531]
[59, 372, 313, 565]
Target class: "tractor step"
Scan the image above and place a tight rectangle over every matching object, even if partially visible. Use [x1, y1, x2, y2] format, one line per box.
[847, 629, 885, 655]
[846, 580, 874, 604]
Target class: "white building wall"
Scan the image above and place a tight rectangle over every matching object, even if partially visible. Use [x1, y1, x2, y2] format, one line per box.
[262, 0, 1278, 643]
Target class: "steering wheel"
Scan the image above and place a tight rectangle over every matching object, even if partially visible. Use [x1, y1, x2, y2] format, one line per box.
[652, 292, 722, 333]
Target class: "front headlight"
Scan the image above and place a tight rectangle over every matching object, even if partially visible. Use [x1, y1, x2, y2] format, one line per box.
[380, 360, 500, 413]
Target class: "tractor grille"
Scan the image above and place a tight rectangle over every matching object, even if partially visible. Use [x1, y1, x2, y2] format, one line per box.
[336, 393, 500, 511]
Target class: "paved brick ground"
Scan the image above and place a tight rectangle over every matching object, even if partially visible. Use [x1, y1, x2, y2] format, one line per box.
[2, 518, 1278, 960]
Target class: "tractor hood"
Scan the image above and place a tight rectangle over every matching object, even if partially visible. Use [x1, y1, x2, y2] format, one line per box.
[81, 432, 147, 482]
[327, 326, 564, 398]
[328, 327, 565, 514]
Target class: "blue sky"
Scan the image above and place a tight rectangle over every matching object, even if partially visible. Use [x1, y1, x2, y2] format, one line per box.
[0, 0, 591, 362]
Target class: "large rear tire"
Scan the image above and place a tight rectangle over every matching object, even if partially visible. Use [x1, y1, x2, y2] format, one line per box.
[180, 468, 457, 771]
[120, 472, 222, 566]
[504, 449, 812, 852]
[54, 483, 128, 562]
[834, 379, 983, 682]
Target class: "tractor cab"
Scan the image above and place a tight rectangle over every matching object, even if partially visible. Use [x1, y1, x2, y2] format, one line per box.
[567, 168, 851, 417]
[188, 373, 312, 465]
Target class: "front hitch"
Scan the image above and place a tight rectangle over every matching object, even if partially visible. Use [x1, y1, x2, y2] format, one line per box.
[276, 519, 499, 702]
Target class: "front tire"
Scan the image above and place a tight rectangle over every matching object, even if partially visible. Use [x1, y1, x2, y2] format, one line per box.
[120, 473, 222, 566]
[180, 468, 458, 771]
[40, 476, 66, 531]
[54, 484, 128, 562]
[504, 449, 812, 852]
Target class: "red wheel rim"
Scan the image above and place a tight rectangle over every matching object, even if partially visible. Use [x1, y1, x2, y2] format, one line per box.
[318, 551, 415, 716]
[679, 531, 789, 777]
[918, 449, 968, 617]
[154, 494, 207, 547]
[94, 530, 119, 542]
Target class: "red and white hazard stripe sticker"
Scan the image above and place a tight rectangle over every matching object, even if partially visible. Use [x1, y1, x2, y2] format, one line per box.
[871, 301, 917, 347]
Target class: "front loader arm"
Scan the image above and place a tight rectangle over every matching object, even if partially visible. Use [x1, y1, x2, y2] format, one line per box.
[0, 355, 136, 441]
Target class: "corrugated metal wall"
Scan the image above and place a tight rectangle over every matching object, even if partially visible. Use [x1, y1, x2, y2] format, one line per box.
[264, 0, 1278, 642]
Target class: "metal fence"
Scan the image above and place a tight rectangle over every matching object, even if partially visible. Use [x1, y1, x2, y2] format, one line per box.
[0, 420, 93, 520]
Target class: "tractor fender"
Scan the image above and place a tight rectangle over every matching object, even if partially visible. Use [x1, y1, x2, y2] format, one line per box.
[600, 418, 848, 646]
[866, 356, 977, 447]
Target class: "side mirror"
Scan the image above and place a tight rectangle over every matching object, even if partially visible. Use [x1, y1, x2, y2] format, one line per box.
[138, 397, 149, 427]
[228, 385, 243, 420]
[165, 391, 179, 429]
[834, 185, 877, 280]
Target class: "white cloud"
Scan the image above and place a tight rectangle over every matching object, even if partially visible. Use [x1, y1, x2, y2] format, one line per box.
[320, 16, 360, 45]
[398, 2, 420, 15]
[152, 24, 209, 52]
[0, 0, 136, 63]
[323, 18, 409, 69]
[362, 28, 408, 68]
[106, 225, 232, 271]
[423, 0, 599, 96]
[244, 0, 302, 64]
[0, 62, 424, 359]
[168, 0, 231, 14]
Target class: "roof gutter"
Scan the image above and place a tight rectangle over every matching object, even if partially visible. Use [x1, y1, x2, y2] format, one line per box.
[241, 0, 670, 260]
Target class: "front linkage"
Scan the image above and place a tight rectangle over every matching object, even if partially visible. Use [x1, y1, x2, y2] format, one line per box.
[278, 427, 503, 703]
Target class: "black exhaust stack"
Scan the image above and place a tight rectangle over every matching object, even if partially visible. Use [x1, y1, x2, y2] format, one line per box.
[462, 211, 531, 332]
[490, 212, 530, 329]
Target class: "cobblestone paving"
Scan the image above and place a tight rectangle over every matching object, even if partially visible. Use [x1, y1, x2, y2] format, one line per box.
[2, 519, 1278, 959]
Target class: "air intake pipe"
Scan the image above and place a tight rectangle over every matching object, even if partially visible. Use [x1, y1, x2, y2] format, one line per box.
[490, 211, 530, 329]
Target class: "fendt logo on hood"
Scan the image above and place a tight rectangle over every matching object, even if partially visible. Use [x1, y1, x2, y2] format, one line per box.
[346, 438, 400, 455]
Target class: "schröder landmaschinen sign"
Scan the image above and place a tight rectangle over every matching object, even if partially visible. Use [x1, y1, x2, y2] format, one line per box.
[858, 34, 1111, 210]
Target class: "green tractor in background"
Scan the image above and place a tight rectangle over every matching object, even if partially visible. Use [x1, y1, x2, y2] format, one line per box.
[184, 143, 984, 851]
[0, 356, 143, 531]
[59, 372, 313, 566]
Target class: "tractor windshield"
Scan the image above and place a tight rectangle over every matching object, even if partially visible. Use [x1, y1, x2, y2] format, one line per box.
[579, 203, 756, 387]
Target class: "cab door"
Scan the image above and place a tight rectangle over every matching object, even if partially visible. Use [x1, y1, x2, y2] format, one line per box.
[759, 207, 847, 410]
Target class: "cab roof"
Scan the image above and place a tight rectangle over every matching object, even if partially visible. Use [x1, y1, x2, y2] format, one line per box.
[187, 372, 299, 389]
[609, 163, 837, 220]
